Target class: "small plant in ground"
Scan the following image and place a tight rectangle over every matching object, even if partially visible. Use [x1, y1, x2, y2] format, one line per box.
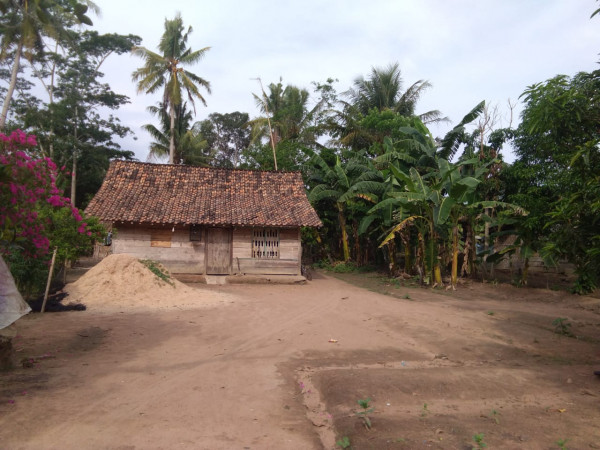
[552, 318, 573, 337]
[487, 311, 495, 316]
[313, 260, 332, 270]
[556, 438, 569, 450]
[472, 433, 487, 449]
[403, 293, 411, 299]
[140, 259, 174, 286]
[490, 409, 500, 424]
[336, 436, 351, 449]
[356, 398, 374, 429]
[332, 261, 358, 273]
[420, 402, 429, 417]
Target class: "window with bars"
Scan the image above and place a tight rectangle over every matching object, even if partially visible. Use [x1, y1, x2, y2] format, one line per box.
[252, 228, 280, 259]
[190, 225, 202, 242]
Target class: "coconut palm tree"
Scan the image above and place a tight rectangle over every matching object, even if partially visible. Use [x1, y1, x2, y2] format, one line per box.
[143, 102, 211, 166]
[132, 13, 210, 164]
[346, 63, 447, 123]
[0, 0, 95, 130]
[248, 79, 328, 169]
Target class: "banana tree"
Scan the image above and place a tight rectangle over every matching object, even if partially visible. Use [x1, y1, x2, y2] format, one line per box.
[305, 148, 382, 262]
[378, 154, 493, 287]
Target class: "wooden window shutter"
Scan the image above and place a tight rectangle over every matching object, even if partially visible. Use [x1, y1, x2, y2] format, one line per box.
[151, 229, 172, 248]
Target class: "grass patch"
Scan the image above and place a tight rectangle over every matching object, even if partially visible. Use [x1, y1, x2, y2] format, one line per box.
[139, 259, 175, 286]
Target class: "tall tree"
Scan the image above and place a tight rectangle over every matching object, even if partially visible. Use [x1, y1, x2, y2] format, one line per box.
[12, 29, 139, 206]
[305, 148, 382, 262]
[197, 112, 250, 168]
[132, 13, 210, 164]
[248, 78, 327, 170]
[144, 102, 211, 166]
[509, 70, 600, 293]
[346, 63, 446, 123]
[0, 0, 95, 130]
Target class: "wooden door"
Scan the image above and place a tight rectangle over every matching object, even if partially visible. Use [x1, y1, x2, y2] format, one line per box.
[206, 228, 232, 274]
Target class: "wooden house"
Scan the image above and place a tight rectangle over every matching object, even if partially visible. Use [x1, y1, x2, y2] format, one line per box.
[85, 161, 321, 281]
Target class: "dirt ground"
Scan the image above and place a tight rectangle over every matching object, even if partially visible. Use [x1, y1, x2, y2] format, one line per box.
[1, 271, 599, 450]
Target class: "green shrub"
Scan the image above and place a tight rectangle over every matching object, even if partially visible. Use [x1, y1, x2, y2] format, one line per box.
[332, 261, 358, 273]
[5, 248, 50, 300]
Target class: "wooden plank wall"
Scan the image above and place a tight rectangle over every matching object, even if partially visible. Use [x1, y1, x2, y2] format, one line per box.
[112, 225, 301, 276]
[113, 224, 204, 274]
[232, 227, 300, 275]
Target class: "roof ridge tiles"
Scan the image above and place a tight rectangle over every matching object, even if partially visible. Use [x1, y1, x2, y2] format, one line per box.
[110, 159, 303, 175]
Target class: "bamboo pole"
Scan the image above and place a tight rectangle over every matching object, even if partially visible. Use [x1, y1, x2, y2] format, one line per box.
[252, 77, 277, 170]
[41, 247, 58, 314]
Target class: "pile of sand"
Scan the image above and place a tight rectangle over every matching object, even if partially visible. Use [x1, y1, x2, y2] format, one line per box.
[64, 254, 234, 311]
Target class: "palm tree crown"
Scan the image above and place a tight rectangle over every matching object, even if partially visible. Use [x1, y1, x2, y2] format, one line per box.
[346, 62, 446, 124]
[0, 0, 95, 129]
[131, 13, 210, 164]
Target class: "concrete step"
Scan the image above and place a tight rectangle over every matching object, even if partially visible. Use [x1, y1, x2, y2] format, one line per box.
[205, 275, 228, 285]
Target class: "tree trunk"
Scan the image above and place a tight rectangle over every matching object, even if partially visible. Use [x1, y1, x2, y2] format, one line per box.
[521, 257, 529, 286]
[461, 221, 472, 277]
[352, 220, 360, 264]
[451, 224, 459, 289]
[71, 106, 79, 206]
[417, 231, 425, 285]
[0, 42, 23, 130]
[169, 104, 176, 164]
[48, 41, 58, 158]
[404, 241, 412, 273]
[428, 221, 442, 286]
[387, 239, 397, 275]
[338, 204, 350, 262]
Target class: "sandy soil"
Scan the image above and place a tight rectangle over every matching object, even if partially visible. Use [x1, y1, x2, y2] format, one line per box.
[63, 254, 234, 312]
[1, 271, 599, 450]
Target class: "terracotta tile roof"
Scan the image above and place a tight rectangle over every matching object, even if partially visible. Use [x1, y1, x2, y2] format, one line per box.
[85, 161, 322, 227]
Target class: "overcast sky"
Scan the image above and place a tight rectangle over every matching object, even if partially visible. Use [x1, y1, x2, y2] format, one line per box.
[92, 0, 600, 163]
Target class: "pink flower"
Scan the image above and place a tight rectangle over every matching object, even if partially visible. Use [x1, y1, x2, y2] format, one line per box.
[47, 195, 64, 207]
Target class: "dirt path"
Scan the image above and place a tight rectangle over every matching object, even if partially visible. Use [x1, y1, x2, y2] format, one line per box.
[1, 273, 599, 449]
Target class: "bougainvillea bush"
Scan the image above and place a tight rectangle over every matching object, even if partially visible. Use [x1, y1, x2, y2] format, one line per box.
[0, 130, 105, 297]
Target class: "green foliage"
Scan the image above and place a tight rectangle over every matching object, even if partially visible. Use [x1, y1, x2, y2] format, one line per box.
[356, 398, 374, 429]
[490, 409, 500, 424]
[44, 208, 106, 265]
[556, 438, 569, 450]
[246, 78, 328, 171]
[4, 28, 140, 207]
[7, 209, 104, 300]
[336, 436, 351, 449]
[0, 0, 96, 129]
[198, 111, 250, 168]
[552, 318, 573, 337]
[346, 62, 444, 122]
[144, 102, 212, 166]
[472, 432, 487, 449]
[510, 70, 600, 293]
[332, 261, 359, 273]
[132, 13, 210, 164]
[5, 249, 49, 300]
[139, 259, 174, 286]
